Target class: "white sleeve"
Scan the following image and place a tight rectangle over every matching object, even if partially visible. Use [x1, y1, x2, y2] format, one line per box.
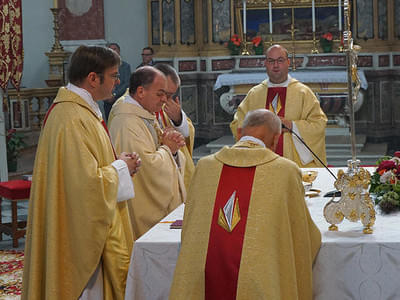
[291, 122, 314, 165]
[171, 110, 189, 138]
[111, 159, 135, 202]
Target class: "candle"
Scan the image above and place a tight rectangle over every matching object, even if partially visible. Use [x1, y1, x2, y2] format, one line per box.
[338, 0, 342, 31]
[53, 0, 58, 8]
[269, 1, 273, 34]
[243, 0, 246, 34]
[312, 0, 315, 32]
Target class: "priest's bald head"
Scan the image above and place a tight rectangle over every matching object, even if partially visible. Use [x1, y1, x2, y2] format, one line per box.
[237, 109, 281, 151]
[129, 66, 167, 113]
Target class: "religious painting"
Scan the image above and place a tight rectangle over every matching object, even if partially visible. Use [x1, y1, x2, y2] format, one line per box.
[212, 0, 231, 43]
[378, 0, 388, 40]
[238, 5, 342, 42]
[180, 0, 195, 44]
[59, 0, 104, 40]
[162, 0, 176, 45]
[181, 85, 198, 124]
[356, 0, 373, 40]
[395, 0, 400, 38]
[151, 1, 161, 45]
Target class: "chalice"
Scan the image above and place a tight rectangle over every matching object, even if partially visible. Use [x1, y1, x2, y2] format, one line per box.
[302, 170, 319, 197]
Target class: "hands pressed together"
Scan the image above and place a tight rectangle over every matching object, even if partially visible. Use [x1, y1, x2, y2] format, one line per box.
[119, 152, 142, 176]
[161, 127, 186, 155]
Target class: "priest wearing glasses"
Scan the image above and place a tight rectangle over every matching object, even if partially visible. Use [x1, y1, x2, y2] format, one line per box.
[230, 44, 327, 168]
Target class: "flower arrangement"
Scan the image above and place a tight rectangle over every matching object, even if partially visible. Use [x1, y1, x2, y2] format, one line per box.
[227, 34, 241, 55]
[369, 152, 400, 213]
[6, 129, 26, 163]
[320, 32, 333, 53]
[252, 36, 264, 55]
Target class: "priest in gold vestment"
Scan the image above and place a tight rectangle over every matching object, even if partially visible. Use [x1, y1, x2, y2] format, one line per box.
[108, 66, 186, 240]
[22, 46, 141, 300]
[154, 63, 195, 189]
[230, 45, 327, 168]
[170, 109, 321, 300]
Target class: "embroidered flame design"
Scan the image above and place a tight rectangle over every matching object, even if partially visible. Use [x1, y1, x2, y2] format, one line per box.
[218, 191, 241, 232]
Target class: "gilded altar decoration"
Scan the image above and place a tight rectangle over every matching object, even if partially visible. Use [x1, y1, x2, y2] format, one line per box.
[324, 160, 376, 234]
[0, 0, 23, 91]
[218, 191, 241, 232]
[369, 152, 400, 214]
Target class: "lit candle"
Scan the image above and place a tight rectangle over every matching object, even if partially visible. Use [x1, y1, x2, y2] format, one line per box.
[269, 1, 273, 34]
[338, 0, 342, 31]
[243, 0, 246, 34]
[312, 0, 316, 32]
[53, 0, 58, 8]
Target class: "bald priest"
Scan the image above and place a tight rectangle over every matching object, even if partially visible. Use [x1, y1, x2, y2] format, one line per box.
[170, 109, 321, 300]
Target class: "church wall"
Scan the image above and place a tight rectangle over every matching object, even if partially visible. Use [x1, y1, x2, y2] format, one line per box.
[19, 0, 148, 90]
[21, 0, 54, 89]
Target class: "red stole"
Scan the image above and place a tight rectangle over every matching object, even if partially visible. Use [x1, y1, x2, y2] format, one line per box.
[266, 87, 287, 156]
[43, 102, 117, 159]
[155, 109, 167, 129]
[204, 164, 256, 300]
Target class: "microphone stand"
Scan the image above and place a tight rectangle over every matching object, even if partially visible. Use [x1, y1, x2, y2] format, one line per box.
[282, 123, 337, 181]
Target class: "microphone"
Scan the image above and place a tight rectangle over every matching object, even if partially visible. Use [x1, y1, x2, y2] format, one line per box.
[281, 123, 337, 181]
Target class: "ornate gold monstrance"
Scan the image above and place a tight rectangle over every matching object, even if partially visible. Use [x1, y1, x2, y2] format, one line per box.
[323, 0, 376, 234]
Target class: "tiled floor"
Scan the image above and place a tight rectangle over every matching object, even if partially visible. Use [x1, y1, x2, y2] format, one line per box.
[0, 200, 28, 250]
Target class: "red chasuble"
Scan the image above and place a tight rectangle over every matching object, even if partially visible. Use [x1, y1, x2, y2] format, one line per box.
[265, 87, 287, 156]
[205, 164, 256, 300]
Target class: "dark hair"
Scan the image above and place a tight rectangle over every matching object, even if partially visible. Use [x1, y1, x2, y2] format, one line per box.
[142, 46, 154, 55]
[107, 42, 120, 52]
[129, 66, 162, 95]
[68, 45, 120, 85]
[154, 63, 180, 86]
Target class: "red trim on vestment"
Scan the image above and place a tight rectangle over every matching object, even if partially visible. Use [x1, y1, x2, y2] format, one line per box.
[266, 87, 287, 156]
[156, 109, 167, 129]
[205, 165, 256, 300]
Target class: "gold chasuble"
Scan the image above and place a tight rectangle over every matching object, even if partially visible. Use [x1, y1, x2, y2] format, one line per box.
[22, 88, 133, 300]
[155, 108, 195, 189]
[170, 141, 321, 300]
[108, 98, 186, 240]
[230, 78, 327, 167]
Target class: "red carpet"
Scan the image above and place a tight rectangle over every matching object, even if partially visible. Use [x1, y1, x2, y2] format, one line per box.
[0, 250, 23, 299]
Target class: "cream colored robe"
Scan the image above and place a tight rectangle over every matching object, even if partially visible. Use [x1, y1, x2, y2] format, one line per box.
[22, 88, 133, 300]
[230, 78, 327, 167]
[108, 99, 186, 240]
[170, 141, 321, 300]
[158, 108, 195, 189]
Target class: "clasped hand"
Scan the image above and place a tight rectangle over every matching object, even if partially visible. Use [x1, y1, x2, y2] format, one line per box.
[119, 152, 141, 176]
[161, 127, 185, 155]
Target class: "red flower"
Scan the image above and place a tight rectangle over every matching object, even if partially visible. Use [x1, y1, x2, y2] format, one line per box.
[377, 160, 396, 172]
[322, 32, 333, 41]
[394, 151, 400, 158]
[252, 36, 262, 47]
[230, 34, 241, 46]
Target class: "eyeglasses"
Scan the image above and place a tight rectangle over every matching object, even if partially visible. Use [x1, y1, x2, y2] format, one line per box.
[266, 57, 287, 65]
[110, 73, 120, 80]
[141, 53, 152, 56]
[165, 91, 179, 100]
[96, 73, 120, 81]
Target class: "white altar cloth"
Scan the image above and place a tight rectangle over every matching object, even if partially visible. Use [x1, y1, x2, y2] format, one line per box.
[213, 70, 368, 90]
[125, 167, 400, 300]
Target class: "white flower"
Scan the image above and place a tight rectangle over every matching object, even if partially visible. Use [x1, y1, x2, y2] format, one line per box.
[380, 171, 393, 184]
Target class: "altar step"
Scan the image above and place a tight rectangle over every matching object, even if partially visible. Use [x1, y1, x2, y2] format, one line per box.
[193, 128, 387, 167]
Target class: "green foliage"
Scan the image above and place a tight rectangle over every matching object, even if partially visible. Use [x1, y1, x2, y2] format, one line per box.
[6, 129, 26, 161]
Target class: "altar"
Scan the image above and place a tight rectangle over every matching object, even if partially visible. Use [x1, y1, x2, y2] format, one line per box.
[124, 167, 400, 300]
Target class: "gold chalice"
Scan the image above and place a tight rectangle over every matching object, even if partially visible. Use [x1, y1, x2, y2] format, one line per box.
[302, 171, 319, 197]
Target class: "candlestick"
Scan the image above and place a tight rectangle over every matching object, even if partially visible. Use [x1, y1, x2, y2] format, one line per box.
[53, 0, 58, 9]
[312, 0, 316, 32]
[269, 1, 273, 34]
[338, 0, 342, 31]
[243, 0, 246, 34]
[311, 31, 319, 54]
